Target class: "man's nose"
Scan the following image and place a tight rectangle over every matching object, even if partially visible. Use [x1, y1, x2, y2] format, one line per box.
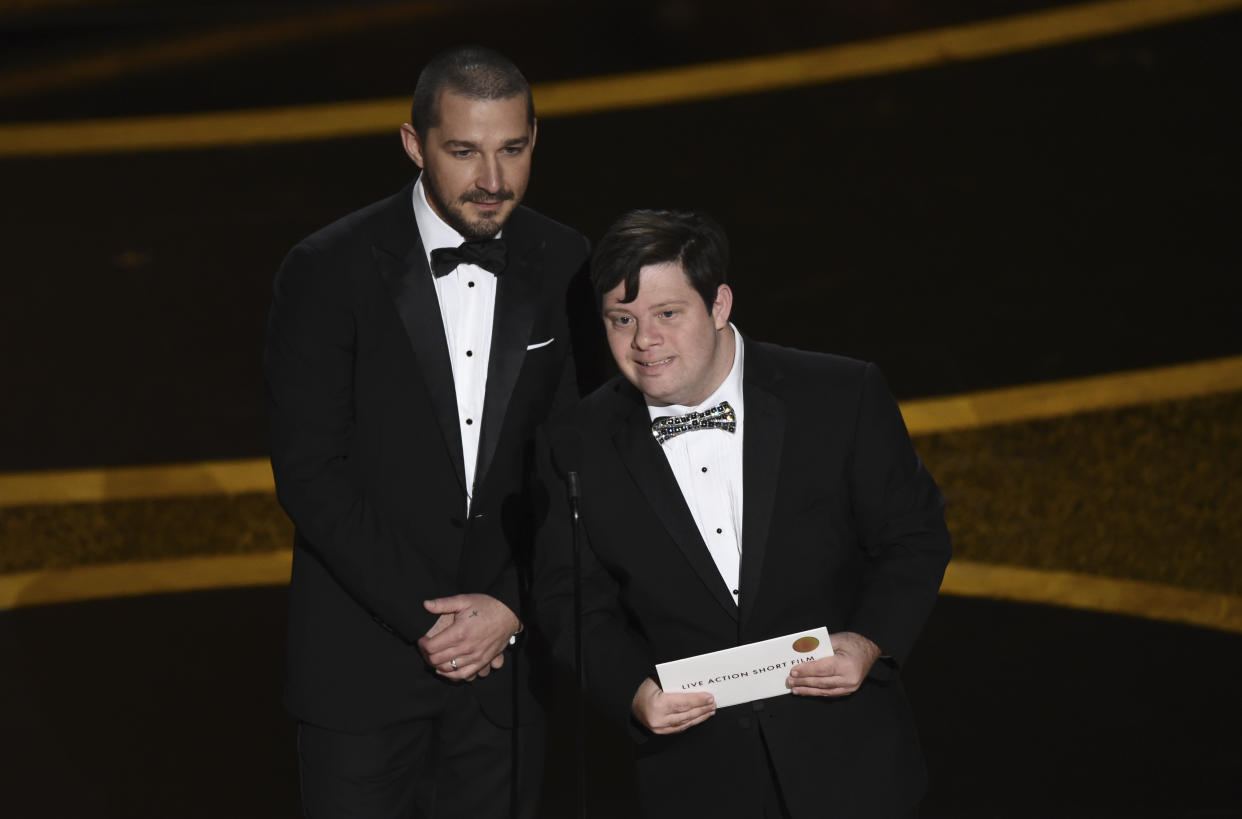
[633, 323, 660, 350]
[477, 157, 502, 193]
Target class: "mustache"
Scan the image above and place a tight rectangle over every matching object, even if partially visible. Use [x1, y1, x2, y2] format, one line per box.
[460, 190, 515, 205]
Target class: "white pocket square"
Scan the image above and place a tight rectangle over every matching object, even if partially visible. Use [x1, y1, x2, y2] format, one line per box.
[526, 337, 554, 351]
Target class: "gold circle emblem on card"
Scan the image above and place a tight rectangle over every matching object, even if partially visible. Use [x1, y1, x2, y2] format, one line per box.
[792, 636, 820, 653]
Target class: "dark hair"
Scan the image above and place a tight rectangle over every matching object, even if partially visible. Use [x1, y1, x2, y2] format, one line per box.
[411, 45, 534, 136]
[590, 210, 729, 313]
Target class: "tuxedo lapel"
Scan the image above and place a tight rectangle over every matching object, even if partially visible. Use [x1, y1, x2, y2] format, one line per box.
[738, 357, 785, 626]
[372, 192, 467, 498]
[613, 390, 739, 621]
[475, 231, 540, 490]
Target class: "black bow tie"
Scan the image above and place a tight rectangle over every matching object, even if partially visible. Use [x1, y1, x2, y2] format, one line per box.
[430, 239, 507, 277]
[651, 401, 737, 445]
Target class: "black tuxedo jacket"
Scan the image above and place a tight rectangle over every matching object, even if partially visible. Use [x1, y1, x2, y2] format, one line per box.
[533, 339, 952, 818]
[264, 180, 592, 732]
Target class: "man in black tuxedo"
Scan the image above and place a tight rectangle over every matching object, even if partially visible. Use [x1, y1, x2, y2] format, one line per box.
[533, 210, 952, 818]
[264, 46, 596, 818]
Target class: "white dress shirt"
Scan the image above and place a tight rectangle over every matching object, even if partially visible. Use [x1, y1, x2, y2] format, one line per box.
[647, 325, 745, 603]
[411, 178, 498, 511]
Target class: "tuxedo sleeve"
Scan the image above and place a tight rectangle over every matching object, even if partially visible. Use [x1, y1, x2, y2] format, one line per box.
[844, 363, 952, 672]
[531, 426, 655, 729]
[264, 242, 443, 643]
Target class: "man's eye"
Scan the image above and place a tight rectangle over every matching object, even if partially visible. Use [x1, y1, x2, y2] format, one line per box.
[612, 316, 632, 327]
[501, 146, 523, 155]
[452, 150, 474, 159]
[658, 310, 676, 319]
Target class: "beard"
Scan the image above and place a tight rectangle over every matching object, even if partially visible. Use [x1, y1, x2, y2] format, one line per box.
[424, 175, 517, 242]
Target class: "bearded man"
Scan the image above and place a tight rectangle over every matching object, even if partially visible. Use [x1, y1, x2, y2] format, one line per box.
[265, 45, 596, 819]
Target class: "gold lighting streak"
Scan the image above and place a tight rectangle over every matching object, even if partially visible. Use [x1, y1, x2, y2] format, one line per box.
[0, 551, 294, 610]
[3, 553, 1240, 636]
[898, 353, 1242, 435]
[2, 354, 1240, 508]
[2, 356, 1240, 629]
[941, 562, 1242, 635]
[0, 458, 275, 508]
[1, 0, 1241, 156]
[0, 3, 448, 100]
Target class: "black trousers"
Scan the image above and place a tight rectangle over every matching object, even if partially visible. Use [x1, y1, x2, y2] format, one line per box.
[758, 725, 792, 819]
[297, 685, 545, 819]
[758, 726, 920, 819]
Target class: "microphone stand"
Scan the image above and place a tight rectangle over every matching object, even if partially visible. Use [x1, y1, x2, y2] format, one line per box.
[567, 470, 585, 819]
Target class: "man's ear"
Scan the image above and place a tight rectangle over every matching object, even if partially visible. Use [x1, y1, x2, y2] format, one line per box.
[399, 123, 425, 168]
[529, 117, 538, 154]
[712, 284, 734, 329]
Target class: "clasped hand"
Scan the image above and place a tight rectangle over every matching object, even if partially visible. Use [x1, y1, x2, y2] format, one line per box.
[417, 593, 519, 682]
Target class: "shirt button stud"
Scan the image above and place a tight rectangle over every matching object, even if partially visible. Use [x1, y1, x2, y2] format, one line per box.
[466, 350, 473, 357]
[701, 467, 708, 473]
[465, 418, 474, 425]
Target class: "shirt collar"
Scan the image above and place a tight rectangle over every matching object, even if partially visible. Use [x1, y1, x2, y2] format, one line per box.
[646, 324, 745, 422]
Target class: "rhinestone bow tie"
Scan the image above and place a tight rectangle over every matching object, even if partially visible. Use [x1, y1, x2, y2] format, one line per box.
[651, 401, 737, 445]
[430, 238, 507, 277]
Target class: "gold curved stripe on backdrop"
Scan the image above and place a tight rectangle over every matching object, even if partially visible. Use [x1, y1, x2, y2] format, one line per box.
[2, 0, 1240, 156]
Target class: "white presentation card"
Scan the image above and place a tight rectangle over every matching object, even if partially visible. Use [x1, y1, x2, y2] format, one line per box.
[655, 627, 833, 709]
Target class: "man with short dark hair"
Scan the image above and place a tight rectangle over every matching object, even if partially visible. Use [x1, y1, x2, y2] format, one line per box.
[265, 45, 595, 818]
[534, 210, 951, 818]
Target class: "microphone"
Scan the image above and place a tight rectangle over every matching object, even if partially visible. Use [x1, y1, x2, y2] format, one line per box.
[551, 426, 587, 819]
[552, 426, 584, 497]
